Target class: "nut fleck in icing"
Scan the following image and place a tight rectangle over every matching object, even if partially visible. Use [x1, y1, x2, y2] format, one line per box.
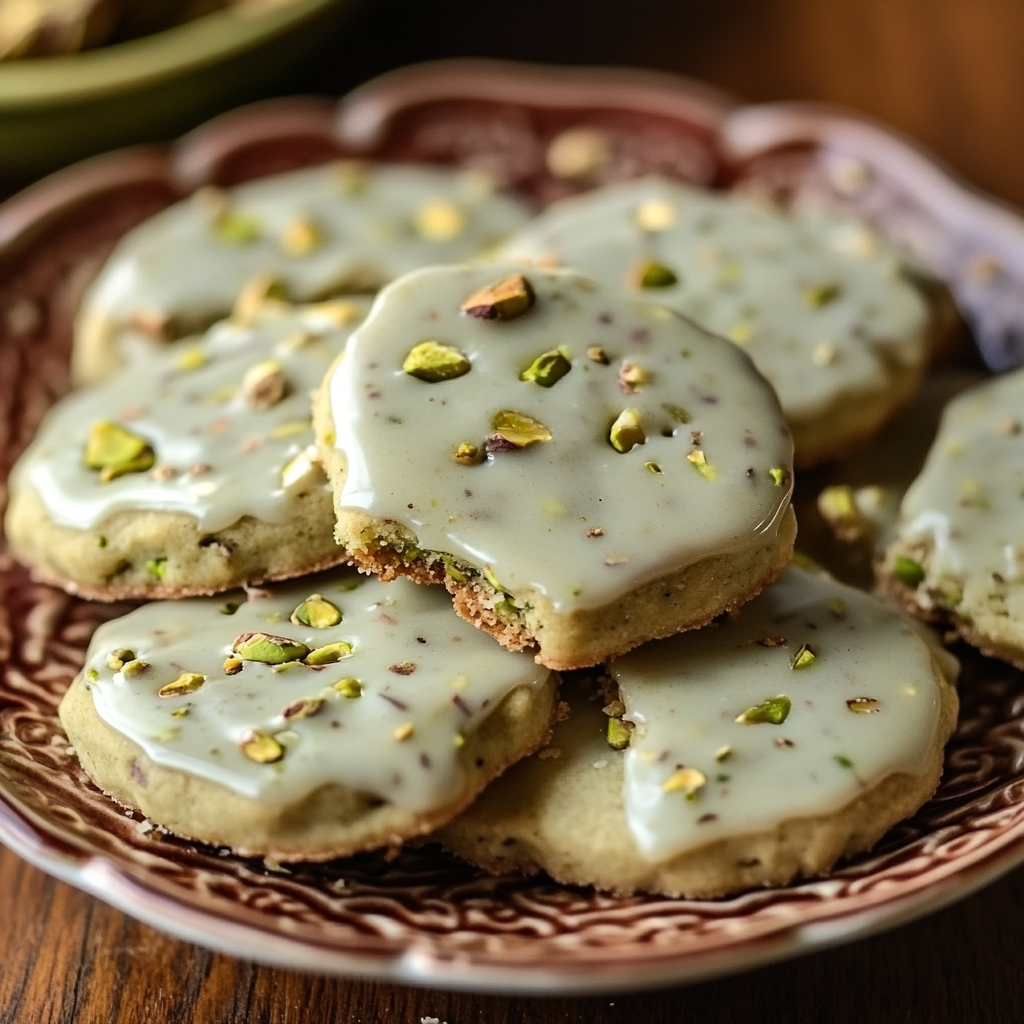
[15, 301, 370, 533]
[330, 264, 793, 612]
[611, 564, 953, 863]
[499, 176, 930, 427]
[82, 570, 551, 809]
[77, 162, 534, 375]
[892, 369, 1024, 604]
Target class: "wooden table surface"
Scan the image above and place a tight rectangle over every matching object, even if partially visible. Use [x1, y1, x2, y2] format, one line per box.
[6, 0, 1024, 1020]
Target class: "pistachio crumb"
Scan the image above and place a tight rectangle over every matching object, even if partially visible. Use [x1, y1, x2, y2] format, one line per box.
[645, 461, 662, 474]
[769, 466, 789, 487]
[629, 258, 678, 290]
[661, 403, 691, 425]
[491, 410, 552, 447]
[618, 360, 650, 393]
[817, 485, 870, 542]
[403, 341, 472, 383]
[736, 695, 792, 725]
[393, 722, 415, 742]
[587, 346, 610, 364]
[714, 745, 732, 762]
[586, 527, 605, 538]
[520, 347, 572, 387]
[791, 643, 818, 670]
[146, 557, 168, 581]
[222, 656, 243, 676]
[334, 677, 363, 698]
[453, 443, 483, 466]
[834, 754, 854, 769]
[661, 767, 707, 800]
[846, 697, 880, 714]
[606, 718, 633, 750]
[158, 672, 206, 697]
[461, 274, 536, 320]
[805, 283, 842, 307]
[240, 731, 284, 764]
[170, 708, 190, 718]
[107, 648, 134, 671]
[609, 408, 645, 452]
[122, 659, 148, 677]
[282, 697, 325, 720]
[687, 449, 717, 480]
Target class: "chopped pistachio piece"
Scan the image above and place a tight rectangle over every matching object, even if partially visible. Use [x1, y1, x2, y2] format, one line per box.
[213, 208, 261, 245]
[828, 597, 846, 618]
[491, 410, 552, 447]
[714, 745, 732, 762]
[587, 345, 610, 364]
[145, 557, 167, 581]
[158, 672, 206, 697]
[453, 442, 483, 466]
[233, 272, 288, 324]
[439, 553, 469, 583]
[280, 446, 316, 488]
[618, 360, 650, 392]
[280, 216, 323, 256]
[107, 648, 134, 671]
[414, 199, 465, 240]
[609, 408, 645, 452]
[84, 421, 155, 482]
[520, 347, 572, 387]
[645, 461, 662, 474]
[305, 641, 354, 666]
[791, 643, 818, 670]
[805, 283, 842, 307]
[242, 360, 287, 411]
[281, 697, 325, 720]
[232, 632, 310, 664]
[334, 677, 363, 698]
[661, 766, 707, 799]
[687, 449, 717, 480]
[630, 258, 679, 289]
[817, 485, 869, 543]
[461, 274, 536, 321]
[769, 466, 789, 487]
[606, 717, 633, 750]
[402, 340, 472, 383]
[661, 402, 691, 424]
[394, 722, 415, 741]
[894, 556, 926, 588]
[847, 697, 880, 714]
[736, 695, 792, 725]
[122, 659, 149, 677]
[834, 754, 854, 770]
[222, 656, 243, 676]
[85, 668, 99, 682]
[170, 707, 190, 718]
[240, 731, 284, 764]
[290, 594, 342, 629]
[175, 347, 208, 372]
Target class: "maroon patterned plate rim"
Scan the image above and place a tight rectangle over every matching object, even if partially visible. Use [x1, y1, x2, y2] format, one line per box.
[3, 59, 1024, 995]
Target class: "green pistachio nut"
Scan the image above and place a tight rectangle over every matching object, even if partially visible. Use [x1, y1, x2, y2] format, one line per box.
[240, 731, 284, 764]
[894, 555, 926, 588]
[290, 594, 342, 629]
[736, 695, 792, 725]
[158, 672, 206, 697]
[402, 341, 472, 383]
[107, 648, 134, 671]
[305, 641, 354, 666]
[281, 697, 325, 720]
[333, 677, 363, 698]
[790, 643, 818, 670]
[606, 717, 633, 750]
[232, 632, 310, 664]
[520, 348, 572, 388]
[440, 553, 469, 584]
[687, 449, 717, 480]
[661, 766, 707, 798]
[609, 408, 645, 452]
[84, 421, 155, 482]
[461, 274, 536, 320]
[453, 443, 484, 466]
[630, 258, 678, 289]
[491, 410, 552, 447]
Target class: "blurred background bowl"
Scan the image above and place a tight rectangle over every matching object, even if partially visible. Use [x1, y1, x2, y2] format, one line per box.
[0, 0, 355, 188]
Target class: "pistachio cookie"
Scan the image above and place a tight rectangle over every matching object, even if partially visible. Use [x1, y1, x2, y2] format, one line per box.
[74, 161, 534, 383]
[8, 300, 369, 600]
[60, 569, 558, 860]
[880, 369, 1024, 668]
[315, 263, 796, 670]
[499, 177, 938, 468]
[438, 564, 959, 898]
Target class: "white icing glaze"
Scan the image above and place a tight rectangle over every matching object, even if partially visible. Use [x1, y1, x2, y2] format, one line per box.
[611, 564, 951, 863]
[330, 263, 793, 612]
[499, 176, 930, 424]
[16, 301, 369, 532]
[83, 569, 551, 809]
[81, 162, 534, 365]
[896, 370, 1024, 584]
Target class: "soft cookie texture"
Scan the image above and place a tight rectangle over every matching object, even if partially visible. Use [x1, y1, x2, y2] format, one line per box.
[8, 300, 368, 600]
[316, 262, 796, 670]
[74, 161, 534, 383]
[499, 176, 938, 468]
[59, 569, 558, 860]
[880, 369, 1024, 668]
[438, 564, 959, 898]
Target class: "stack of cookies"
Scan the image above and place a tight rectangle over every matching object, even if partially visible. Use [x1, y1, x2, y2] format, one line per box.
[6, 155, 966, 898]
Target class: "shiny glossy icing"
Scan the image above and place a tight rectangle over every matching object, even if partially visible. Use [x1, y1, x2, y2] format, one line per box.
[83, 569, 551, 809]
[897, 369, 1024, 584]
[500, 176, 930, 424]
[80, 161, 533, 365]
[17, 301, 369, 533]
[330, 263, 793, 612]
[611, 564, 952, 863]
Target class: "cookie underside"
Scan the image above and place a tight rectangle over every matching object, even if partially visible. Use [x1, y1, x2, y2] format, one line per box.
[60, 672, 559, 861]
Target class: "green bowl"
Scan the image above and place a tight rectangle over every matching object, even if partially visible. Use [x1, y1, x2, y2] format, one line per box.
[0, 0, 354, 185]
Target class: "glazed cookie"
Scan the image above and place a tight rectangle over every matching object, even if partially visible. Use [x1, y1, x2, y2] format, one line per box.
[880, 369, 1024, 668]
[60, 568, 558, 860]
[499, 176, 936, 468]
[74, 161, 534, 383]
[438, 564, 959, 898]
[7, 299, 369, 600]
[316, 263, 796, 670]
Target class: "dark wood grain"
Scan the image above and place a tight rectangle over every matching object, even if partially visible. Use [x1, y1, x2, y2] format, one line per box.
[6, 0, 1024, 1019]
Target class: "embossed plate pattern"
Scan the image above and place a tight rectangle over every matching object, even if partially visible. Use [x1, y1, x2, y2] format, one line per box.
[2, 60, 1024, 994]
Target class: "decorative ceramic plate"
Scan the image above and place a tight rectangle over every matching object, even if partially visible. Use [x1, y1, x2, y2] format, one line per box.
[3, 60, 1024, 995]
